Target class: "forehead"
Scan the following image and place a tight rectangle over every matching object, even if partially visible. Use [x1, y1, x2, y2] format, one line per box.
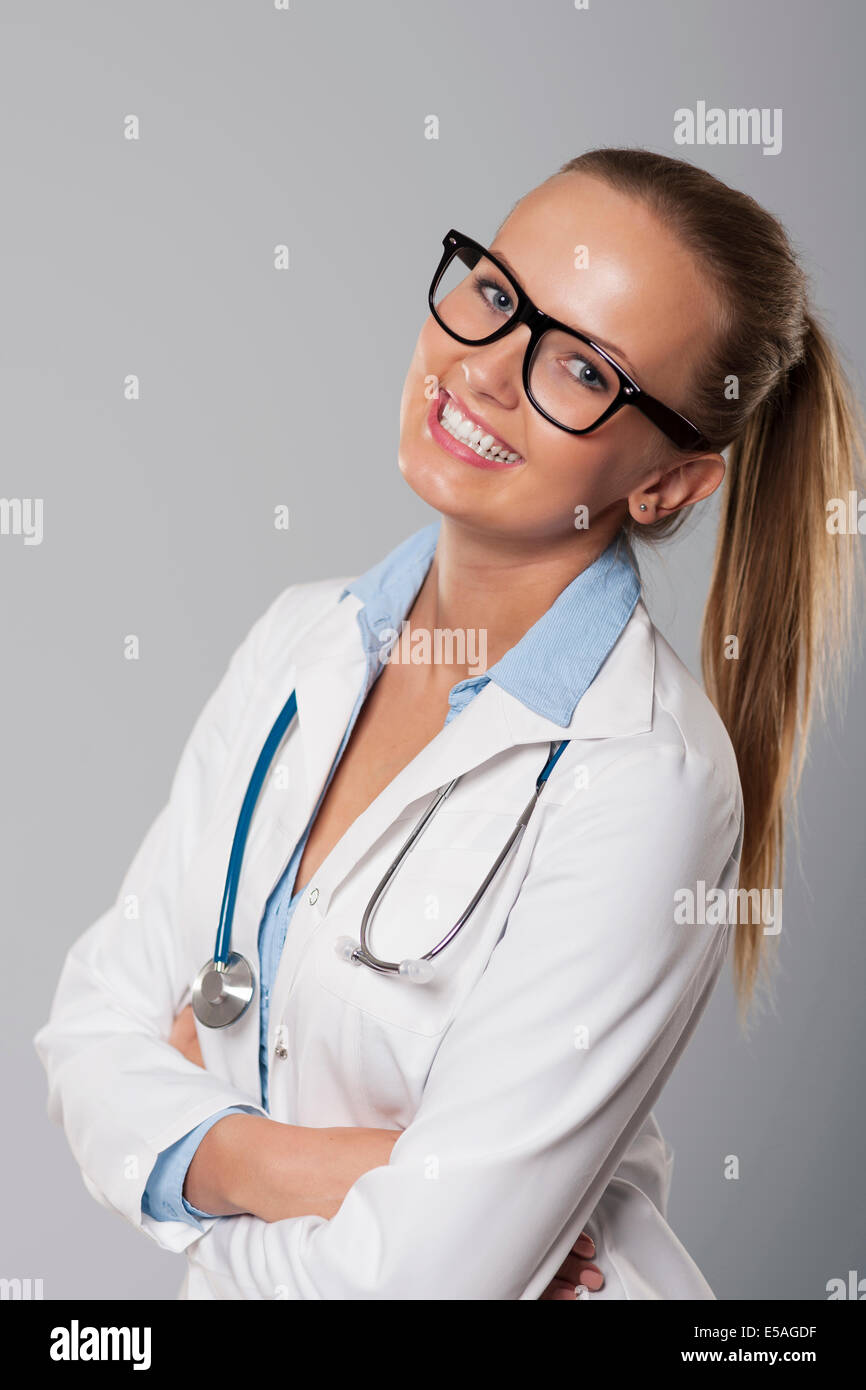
[491, 172, 721, 395]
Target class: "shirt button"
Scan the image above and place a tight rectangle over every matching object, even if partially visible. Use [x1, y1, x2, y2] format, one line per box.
[308, 887, 319, 905]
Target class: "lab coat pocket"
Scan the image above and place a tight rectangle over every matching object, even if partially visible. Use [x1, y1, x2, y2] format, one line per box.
[313, 841, 515, 1039]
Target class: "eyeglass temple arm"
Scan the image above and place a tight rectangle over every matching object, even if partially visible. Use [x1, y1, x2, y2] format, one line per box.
[632, 389, 710, 451]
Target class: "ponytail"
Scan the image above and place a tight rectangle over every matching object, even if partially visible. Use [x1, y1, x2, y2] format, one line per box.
[701, 315, 864, 1017]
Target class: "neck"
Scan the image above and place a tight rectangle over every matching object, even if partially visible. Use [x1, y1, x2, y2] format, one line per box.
[407, 517, 617, 675]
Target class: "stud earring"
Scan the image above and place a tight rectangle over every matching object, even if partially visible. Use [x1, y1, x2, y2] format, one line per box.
[639, 503, 647, 512]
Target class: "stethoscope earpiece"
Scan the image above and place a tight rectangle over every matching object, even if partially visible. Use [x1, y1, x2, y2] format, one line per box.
[397, 958, 435, 984]
[332, 937, 435, 983]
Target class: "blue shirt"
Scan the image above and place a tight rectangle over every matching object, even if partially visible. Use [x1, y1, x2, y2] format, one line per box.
[141, 520, 641, 1227]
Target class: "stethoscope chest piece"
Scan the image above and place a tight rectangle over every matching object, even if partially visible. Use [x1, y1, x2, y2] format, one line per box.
[192, 953, 255, 1028]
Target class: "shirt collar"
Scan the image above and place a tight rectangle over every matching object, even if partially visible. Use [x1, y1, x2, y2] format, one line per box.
[339, 519, 641, 727]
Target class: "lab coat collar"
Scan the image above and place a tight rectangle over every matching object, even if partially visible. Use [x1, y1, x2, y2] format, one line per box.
[339, 519, 642, 728]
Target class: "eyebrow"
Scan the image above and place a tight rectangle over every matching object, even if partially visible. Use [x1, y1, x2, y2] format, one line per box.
[490, 246, 639, 378]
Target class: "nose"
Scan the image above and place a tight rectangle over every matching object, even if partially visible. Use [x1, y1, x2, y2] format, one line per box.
[460, 325, 528, 410]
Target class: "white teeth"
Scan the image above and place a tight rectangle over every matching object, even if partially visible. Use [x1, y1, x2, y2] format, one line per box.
[438, 397, 520, 463]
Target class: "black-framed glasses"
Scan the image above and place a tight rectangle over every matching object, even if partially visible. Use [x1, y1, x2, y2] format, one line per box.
[428, 230, 709, 451]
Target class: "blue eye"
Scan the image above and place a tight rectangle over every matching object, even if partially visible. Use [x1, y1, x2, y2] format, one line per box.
[473, 275, 515, 317]
[563, 357, 609, 392]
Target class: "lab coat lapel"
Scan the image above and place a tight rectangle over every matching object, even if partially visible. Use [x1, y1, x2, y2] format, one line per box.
[290, 595, 369, 824]
[310, 598, 656, 918]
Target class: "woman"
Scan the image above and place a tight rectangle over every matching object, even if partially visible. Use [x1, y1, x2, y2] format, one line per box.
[35, 149, 861, 1300]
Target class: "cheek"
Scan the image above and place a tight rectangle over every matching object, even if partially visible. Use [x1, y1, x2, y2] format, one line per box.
[399, 324, 448, 430]
[410, 320, 448, 387]
[533, 408, 655, 518]
[518, 423, 611, 517]
[592, 422, 659, 504]
[398, 366, 426, 440]
[502, 429, 648, 540]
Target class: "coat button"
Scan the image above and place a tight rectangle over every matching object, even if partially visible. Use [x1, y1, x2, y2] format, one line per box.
[308, 887, 319, 905]
[274, 1024, 288, 1060]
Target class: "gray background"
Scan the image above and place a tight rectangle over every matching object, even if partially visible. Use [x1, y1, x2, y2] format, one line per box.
[2, 0, 863, 1300]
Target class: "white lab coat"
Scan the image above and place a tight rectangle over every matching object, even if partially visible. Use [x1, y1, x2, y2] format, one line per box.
[34, 574, 743, 1300]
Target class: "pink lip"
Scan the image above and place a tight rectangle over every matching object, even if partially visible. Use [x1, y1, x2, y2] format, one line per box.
[426, 387, 524, 471]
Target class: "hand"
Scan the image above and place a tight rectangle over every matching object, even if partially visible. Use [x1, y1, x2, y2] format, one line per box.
[540, 1231, 605, 1300]
[168, 1002, 205, 1069]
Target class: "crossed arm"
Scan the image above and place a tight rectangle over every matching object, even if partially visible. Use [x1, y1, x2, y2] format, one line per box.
[167, 1004, 603, 1300]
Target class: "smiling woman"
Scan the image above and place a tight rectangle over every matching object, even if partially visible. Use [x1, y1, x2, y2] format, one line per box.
[35, 147, 863, 1301]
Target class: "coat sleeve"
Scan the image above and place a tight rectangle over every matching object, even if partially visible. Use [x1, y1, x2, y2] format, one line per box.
[187, 740, 743, 1298]
[141, 1106, 255, 1228]
[32, 587, 300, 1254]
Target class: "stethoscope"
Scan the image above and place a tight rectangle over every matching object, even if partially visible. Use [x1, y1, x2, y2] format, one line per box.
[192, 687, 571, 1028]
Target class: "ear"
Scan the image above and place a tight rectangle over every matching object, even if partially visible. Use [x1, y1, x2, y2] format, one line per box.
[627, 451, 726, 524]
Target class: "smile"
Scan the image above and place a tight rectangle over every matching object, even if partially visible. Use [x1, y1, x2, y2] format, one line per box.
[427, 388, 524, 469]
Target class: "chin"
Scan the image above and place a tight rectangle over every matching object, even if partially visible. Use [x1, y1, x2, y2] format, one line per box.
[398, 442, 465, 514]
[399, 449, 532, 548]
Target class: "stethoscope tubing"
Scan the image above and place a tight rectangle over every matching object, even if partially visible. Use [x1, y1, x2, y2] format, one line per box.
[355, 737, 571, 974]
[196, 685, 572, 1024]
[213, 688, 298, 967]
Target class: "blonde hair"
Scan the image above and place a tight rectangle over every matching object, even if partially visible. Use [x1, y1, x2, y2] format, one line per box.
[556, 148, 865, 1021]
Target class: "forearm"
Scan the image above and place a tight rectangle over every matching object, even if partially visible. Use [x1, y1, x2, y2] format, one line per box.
[184, 1112, 399, 1222]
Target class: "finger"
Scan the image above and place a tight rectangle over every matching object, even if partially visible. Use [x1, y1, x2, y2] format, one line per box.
[546, 1278, 578, 1301]
[557, 1254, 604, 1289]
[578, 1263, 604, 1292]
[557, 1253, 588, 1284]
[573, 1232, 595, 1259]
[169, 1012, 202, 1060]
[169, 1005, 197, 1043]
